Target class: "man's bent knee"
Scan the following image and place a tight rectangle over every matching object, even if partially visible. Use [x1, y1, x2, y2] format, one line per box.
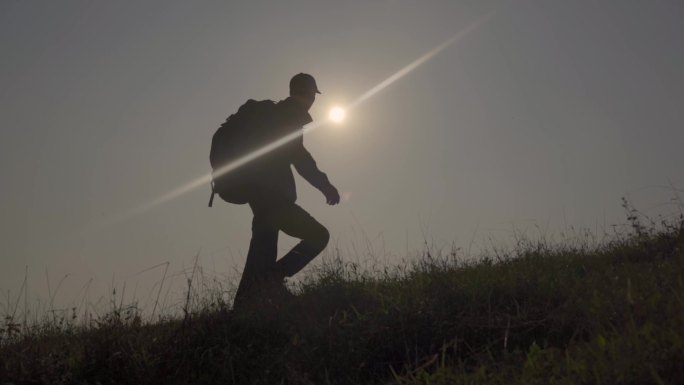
[311, 224, 330, 251]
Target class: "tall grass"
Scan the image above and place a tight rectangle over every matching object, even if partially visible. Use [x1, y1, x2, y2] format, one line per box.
[1, 209, 683, 384]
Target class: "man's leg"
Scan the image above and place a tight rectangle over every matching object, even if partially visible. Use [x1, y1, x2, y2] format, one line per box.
[234, 209, 279, 305]
[273, 203, 330, 278]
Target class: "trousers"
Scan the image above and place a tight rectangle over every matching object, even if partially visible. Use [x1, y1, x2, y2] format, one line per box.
[234, 192, 329, 302]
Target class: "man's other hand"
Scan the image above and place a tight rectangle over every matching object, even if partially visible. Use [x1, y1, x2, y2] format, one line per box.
[322, 184, 340, 205]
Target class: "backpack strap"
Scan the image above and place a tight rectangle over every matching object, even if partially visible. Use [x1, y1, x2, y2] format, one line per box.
[208, 180, 216, 207]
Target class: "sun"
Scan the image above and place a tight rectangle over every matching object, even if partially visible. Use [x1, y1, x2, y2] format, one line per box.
[328, 106, 346, 123]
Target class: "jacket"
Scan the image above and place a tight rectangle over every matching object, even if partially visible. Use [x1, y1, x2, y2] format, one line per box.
[248, 97, 331, 202]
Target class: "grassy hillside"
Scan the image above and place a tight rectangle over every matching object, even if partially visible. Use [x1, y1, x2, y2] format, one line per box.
[2, 215, 683, 384]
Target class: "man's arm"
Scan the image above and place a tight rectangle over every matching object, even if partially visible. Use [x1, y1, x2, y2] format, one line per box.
[291, 137, 340, 205]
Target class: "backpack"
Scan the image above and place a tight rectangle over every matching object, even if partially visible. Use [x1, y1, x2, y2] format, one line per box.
[209, 99, 277, 207]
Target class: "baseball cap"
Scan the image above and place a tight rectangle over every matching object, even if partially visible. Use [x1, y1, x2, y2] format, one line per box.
[289, 73, 321, 95]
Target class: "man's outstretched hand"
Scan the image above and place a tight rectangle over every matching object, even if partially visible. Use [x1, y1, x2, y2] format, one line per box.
[322, 184, 340, 205]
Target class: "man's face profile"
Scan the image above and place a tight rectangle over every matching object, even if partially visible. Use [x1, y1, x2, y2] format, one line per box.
[293, 92, 316, 111]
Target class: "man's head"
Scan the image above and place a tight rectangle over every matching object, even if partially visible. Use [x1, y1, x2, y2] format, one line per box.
[289, 73, 321, 110]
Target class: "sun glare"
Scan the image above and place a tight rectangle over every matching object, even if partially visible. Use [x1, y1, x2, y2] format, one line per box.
[329, 106, 346, 123]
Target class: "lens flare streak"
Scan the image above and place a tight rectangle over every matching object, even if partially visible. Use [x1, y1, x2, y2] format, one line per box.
[99, 121, 323, 226]
[98, 12, 494, 227]
[348, 13, 493, 110]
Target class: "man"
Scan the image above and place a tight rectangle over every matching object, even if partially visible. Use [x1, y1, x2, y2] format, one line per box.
[229, 73, 340, 307]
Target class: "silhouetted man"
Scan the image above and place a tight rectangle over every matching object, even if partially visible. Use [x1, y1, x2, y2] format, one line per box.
[229, 73, 340, 307]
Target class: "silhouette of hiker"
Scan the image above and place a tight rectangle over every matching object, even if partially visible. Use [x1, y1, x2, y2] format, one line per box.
[226, 73, 340, 307]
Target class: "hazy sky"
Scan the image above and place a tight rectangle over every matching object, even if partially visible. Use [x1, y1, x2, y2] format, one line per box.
[2, 1, 683, 315]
